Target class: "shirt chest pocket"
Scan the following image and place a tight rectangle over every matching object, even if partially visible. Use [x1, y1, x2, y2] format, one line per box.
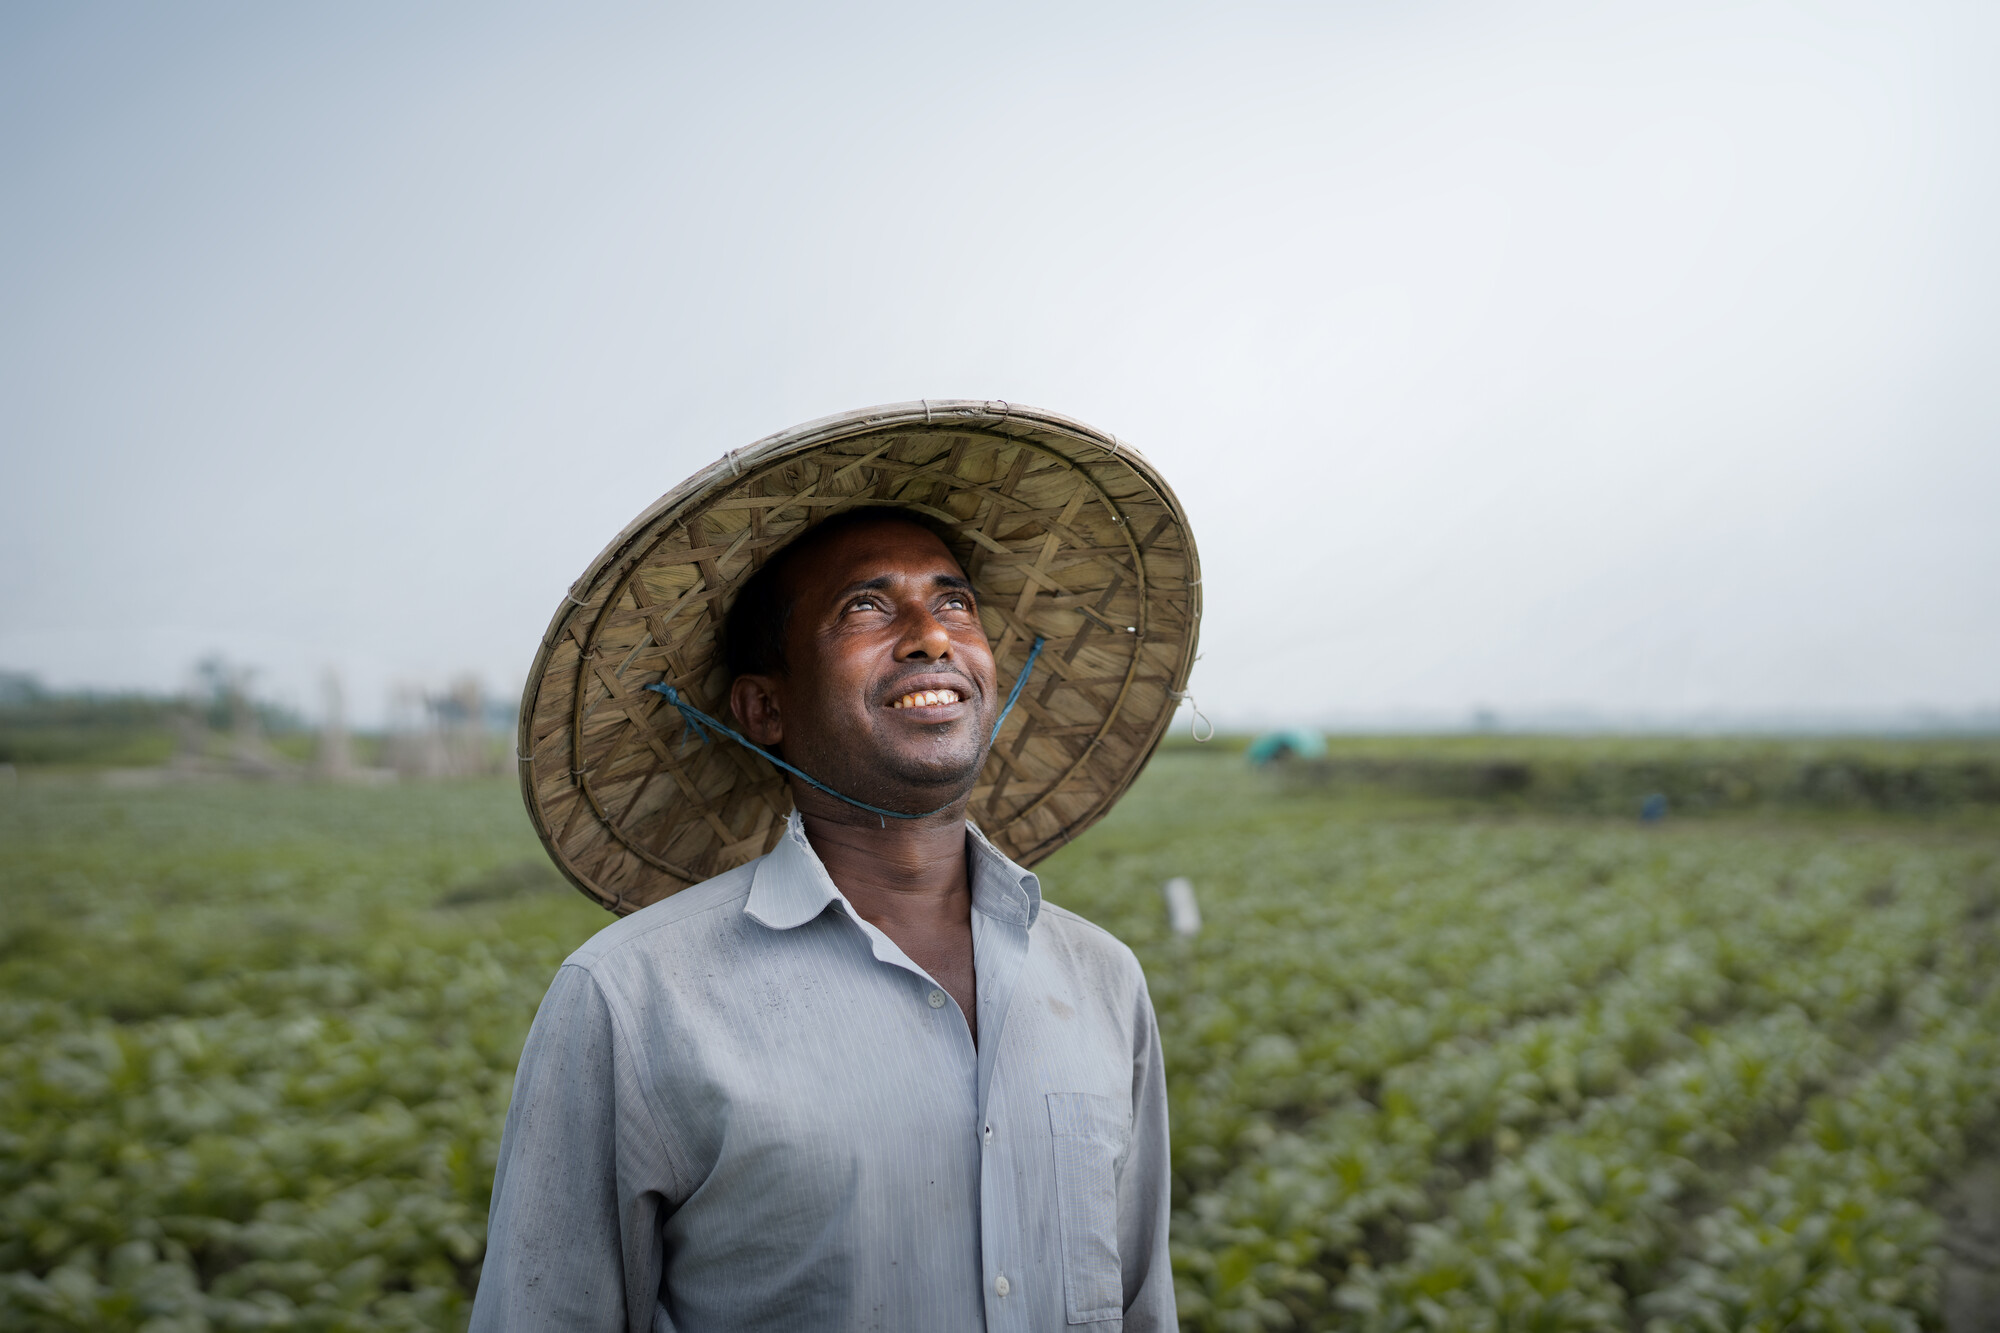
[1046, 1091, 1129, 1325]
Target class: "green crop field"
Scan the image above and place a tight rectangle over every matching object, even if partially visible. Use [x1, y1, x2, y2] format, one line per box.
[3, 743, 1998, 1332]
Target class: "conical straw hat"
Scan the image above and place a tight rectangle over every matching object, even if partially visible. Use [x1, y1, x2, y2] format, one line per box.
[518, 400, 1202, 915]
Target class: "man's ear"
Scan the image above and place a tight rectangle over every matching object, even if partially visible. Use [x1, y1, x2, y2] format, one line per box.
[730, 675, 784, 747]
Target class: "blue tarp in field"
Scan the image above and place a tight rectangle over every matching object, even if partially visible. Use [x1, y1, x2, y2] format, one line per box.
[1246, 729, 1328, 766]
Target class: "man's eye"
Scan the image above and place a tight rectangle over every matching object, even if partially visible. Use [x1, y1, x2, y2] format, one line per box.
[850, 597, 881, 612]
[942, 595, 970, 611]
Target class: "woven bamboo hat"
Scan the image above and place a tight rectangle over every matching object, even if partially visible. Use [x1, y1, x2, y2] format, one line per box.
[518, 400, 1202, 915]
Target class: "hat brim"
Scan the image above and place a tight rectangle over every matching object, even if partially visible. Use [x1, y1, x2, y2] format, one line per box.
[518, 400, 1202, 915]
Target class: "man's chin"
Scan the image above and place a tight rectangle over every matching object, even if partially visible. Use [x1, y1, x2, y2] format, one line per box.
[794, 723, 991, 814]
[867, 740, 989, 805]
[881, 756, 985, 801]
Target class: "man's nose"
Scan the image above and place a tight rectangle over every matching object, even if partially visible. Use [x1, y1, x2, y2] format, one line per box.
[897, 609, 954, 661]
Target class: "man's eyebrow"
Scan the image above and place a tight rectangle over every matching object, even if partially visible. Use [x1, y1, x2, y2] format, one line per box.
[836, 573, 976, 598]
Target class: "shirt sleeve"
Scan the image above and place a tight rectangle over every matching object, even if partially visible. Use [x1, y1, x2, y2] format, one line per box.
[470, 962, 674, 1333]
[1118, 973, 1177, 1332]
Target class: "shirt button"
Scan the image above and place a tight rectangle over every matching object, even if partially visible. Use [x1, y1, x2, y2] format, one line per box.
[927, 989, 947, 1009]
[983, 1124, 993, 1145]
[994, 1274, 1010, 1297]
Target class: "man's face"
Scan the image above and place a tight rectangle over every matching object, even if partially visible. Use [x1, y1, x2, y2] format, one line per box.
[729, 518, 999, 814]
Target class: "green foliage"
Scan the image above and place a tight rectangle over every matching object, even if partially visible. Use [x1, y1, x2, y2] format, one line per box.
[1183, 732, 2000, 815]
[1048, 757, 1999, 1331]
[0, 667, 311, 769]
[0, 779, 605, 1332]
[0, 689, 181, 767]
[1, 746, 1995, 1331]
[1637, 976, 2000, 1332]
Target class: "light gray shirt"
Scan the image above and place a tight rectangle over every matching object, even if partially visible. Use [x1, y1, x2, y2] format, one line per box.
[470, 812, 1173, 1333]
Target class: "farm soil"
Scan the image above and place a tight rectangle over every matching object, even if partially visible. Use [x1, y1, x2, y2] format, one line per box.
[1944, 1153, 2000, 1333]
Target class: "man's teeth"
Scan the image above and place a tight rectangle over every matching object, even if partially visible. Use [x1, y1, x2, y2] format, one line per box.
[892, 688, 962, 709]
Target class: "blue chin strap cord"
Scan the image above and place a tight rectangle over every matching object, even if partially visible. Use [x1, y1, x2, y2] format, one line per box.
[644, 636, 1046, 825]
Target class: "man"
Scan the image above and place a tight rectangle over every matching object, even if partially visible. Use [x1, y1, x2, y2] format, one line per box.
[473, 504, 1177, 1331]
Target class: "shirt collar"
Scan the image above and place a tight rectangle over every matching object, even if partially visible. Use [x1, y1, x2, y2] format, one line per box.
[965, 818, 1042, 930]
[744, 810, 1042, 932]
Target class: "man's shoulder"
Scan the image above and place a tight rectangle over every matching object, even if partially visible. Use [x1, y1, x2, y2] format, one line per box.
[563, 860, 760, 974]
[1034, 901, 1148, 986]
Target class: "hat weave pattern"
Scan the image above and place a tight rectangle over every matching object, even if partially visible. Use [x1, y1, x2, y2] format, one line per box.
[519, 402, 1200, 914]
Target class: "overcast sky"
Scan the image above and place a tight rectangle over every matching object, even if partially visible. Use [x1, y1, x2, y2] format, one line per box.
[3, 1, 1995, 729]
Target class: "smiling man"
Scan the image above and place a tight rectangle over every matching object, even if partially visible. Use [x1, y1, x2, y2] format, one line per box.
[474, 405, 1200, 1333]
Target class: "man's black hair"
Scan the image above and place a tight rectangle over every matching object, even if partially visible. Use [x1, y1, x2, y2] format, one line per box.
[722, 507, 967, 679]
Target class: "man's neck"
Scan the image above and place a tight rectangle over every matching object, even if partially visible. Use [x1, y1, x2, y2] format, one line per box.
[797, 804, 971, 928]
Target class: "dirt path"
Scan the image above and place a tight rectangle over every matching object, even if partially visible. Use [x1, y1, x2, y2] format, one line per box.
[1944, 1154, 2000, 1332]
